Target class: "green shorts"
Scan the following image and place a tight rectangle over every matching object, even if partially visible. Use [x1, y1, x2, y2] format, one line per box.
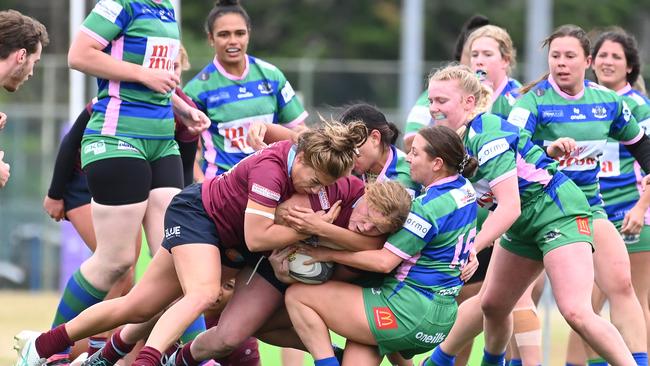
[611, 222, 650, 254]
[81, 135, 180, 168]
[363, 283, 457, 359]
[500, 176, 594, 261]
[590, 204, 608, 220]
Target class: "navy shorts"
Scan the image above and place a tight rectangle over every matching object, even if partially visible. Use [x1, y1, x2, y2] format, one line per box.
[162, 183, 288, 292]
[63, 170, 92, 213]
[162, 183, 245, 269]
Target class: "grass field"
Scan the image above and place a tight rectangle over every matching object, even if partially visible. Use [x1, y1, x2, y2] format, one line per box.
[1, 290, 576, 366]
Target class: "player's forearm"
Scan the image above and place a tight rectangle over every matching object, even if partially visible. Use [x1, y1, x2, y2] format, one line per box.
[328, 248, 397, 273]
[316, 223, 385, 251]
[69, 45, 143, 83]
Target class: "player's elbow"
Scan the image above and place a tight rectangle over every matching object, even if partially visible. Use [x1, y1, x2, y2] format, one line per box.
[376, 257, 397, 274]
[67, 49, 84, 71]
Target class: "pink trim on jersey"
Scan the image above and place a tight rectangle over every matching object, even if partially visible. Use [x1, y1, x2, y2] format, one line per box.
[491, 76, 509, 103]
[617, 83, 632, 96]
[394, 253, 421, 281]
[512, 153, 552, 186]
[201, 129, 219, 179]
[101, 36, 125, 135]
[632, 161, 650, 225]
[80, 26, 109, 47]
[213, 55, 250, 81]
[283, 111, 308, 129]
[426, 174, 459, 189]
[621, 130, 644, 146]
[489, 169, 517, 188]
[384, 242, 411, 260]
[548, 75, 585, 100]
[376, 147, 394, 182]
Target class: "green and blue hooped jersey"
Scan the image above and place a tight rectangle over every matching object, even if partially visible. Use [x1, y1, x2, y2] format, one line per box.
[507, 77, 642, 208]
[384, 174, 477, 297]
[599, 84, 650, 222]
[183, 55, 308, 177]
[81, 0, 180, 139]
[403, 78, 521, 142]
[464, 113, 559, 210]
[372, 145, 422, 198]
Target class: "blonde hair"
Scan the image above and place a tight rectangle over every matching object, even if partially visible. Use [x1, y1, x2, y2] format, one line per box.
[466, 25, 517, 75]
[296, 120, 368, 179]
[428, 64, 493, 122]
[364, 181, 412, 233]
[179, 44, 191, 71]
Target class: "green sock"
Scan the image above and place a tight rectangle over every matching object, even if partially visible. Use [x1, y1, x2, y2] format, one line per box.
[51, 269, 107, 327]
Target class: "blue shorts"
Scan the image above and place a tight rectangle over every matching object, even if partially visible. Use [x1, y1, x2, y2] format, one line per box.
[162, 183, 288, 293]
[63, 170, 92, 213]
[162, 183, 245, 269]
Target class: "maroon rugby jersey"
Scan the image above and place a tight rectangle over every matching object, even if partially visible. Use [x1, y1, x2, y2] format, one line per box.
[201, 140, 297, 248]
[308, 175, 365, 229]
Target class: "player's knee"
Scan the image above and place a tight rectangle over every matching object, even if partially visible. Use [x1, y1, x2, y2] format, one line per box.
[285, 284, 309, 307]
[558, 305, 589, 332]
[185, 287, 221, 312]
[480, 295, 508, 319]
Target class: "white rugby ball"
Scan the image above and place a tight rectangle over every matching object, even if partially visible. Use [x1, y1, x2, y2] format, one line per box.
[288, 252, 335, 284]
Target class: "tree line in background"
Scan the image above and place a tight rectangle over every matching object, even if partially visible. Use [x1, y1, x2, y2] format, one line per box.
[2, 0, 649, 68]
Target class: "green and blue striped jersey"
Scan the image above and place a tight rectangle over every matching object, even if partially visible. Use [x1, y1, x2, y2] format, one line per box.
[183, 55, 307, 177]
[370, 145, 421, 198]
[507, 77, 642, 208]
[384, 174, 477, 297]
[464, 113, 559, 210]
[81, 0, 180, 139]
[599, 84, 650, 222]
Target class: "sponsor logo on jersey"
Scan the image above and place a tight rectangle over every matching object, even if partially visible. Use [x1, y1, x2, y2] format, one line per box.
[371, 287, 381, 295]
[318, 188, 330, 210]
[570, 107, 587, 120]
[576, 217, 591, 236]
[93, 0, 123, 23]
[164, 226, 181, 239]
[550, 140, 606, 172]
[281, 82, 296, 104]
[542, 109, 564, 118]
[592, 106, 608, 119]
[258, 81, 273, 95]
[251, 183, 281, 202]
[117, 141, 138, 152]
[83, 141, 106, 155]
[543, 229, 562, 243]
[144, 37, 178, 72]
[478, 138, 509, 166]
[237, 86, 254, 99]
[449, 183, 477, 208]
[622, 101, 632, 122]
[415, 331, 446, 344]
[535, 88, 545, 97]
[598, 142, 621, 178]
[373, 307, 398, 330]
[404, 212, 432, 239]
[507, 107, 530, 129]
[208, 91, 230, 104]
[477, 191, 496, 210]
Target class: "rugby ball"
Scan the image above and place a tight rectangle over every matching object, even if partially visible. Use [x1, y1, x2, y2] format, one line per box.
[288, 252, 335, 284]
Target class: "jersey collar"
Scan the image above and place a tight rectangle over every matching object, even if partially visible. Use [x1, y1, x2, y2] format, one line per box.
[213, 55, 250, 81]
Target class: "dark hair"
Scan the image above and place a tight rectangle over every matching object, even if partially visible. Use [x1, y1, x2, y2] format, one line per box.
[592, 28, 641, 85]
[543, 24, 590, 57]
[204, 0, 251, 34]
[418, 126, 478, 178]
[453, 14, 490, 61]
[520, 24, 590, 95]
[0, 10, 49, 59]
[296, 120, 368, 179]
[338, 103, 400, 146]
